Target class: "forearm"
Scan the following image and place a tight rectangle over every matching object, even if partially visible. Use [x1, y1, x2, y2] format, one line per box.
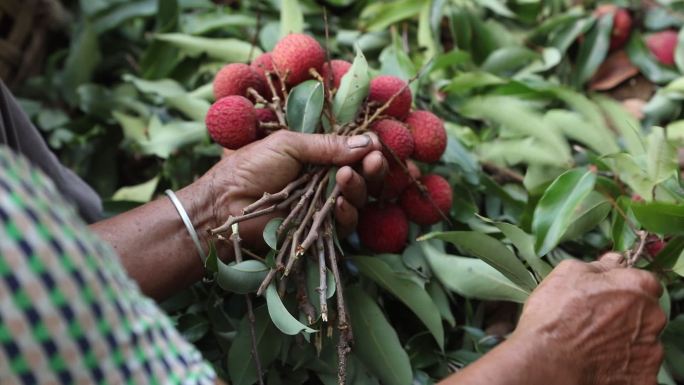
[439, 332, 577, 385]
[90, 179, 218, 300]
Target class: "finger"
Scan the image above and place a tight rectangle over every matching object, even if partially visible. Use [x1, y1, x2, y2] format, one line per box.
[610, 268, 663, 298]
[334, 196, 358, 238]
[274, 130, 382, 166]
[336, 166, 367, 209]
[360, 151, 387, 183]
[590, 252, 626, 272]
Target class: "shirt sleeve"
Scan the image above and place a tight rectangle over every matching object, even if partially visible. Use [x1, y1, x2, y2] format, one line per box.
[0, 145, 216, 385]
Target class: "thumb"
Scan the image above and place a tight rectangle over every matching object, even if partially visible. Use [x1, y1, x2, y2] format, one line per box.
[591, 252, 626, 272]
[275, 131, 381, 166]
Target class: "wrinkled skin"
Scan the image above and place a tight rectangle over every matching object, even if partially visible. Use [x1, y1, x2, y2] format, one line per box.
[442, 253, 666, 385]
[203, 130, 386, 250]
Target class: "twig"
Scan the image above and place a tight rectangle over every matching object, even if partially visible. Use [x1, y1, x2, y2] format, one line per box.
[264, 72, 288, 125]
[627, 230, 648, 267]
[295, 260, 316, 324]
[298, 185, 342, 257]
[278, 168, 326, 237]
[231, 225, 264, 385]
[481, 161, 524, 184]
[256, 233, 293, 296]
[317, 236, 328, 322]
[242, 173, 311, 214]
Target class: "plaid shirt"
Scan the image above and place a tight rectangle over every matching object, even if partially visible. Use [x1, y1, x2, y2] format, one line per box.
[0, 146, 215, 384]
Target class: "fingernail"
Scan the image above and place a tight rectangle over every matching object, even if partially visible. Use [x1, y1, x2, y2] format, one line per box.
[336, 196, 345, 210]
[347, 135, 371, 149]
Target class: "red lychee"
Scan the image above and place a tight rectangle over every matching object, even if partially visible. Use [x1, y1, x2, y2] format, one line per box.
[646, 30, 678, 66]
[368, 75, 412, 120]
[254, 107, 277, 138]
[321, 59, 352, 89]
[371, 119, 415, 161]
[250, 53, 284, 99]
[373, 160, 421, 199]
[213, 63, 266, 101]
[405, 110, 447, 163]
[206, 96, 257, 150]
[646, 237, 666, 257]
[400, 174, 453, 225]
[357, 202, 409, 253]
[272, 34, 326, 86]
[594, 5, 632, 50]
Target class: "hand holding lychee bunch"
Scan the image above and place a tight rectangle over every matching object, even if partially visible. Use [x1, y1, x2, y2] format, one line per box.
[203, 32, 453, 383]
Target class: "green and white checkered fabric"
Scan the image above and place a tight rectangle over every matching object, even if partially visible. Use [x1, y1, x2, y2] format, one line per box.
[0, 146, 216, 384]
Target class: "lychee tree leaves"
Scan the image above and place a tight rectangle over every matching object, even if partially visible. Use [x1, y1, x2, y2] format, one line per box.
[573, 13, 612, 86]
[560, 192, 611, 242]
[421, 243, 529, 303]
[155, 33, 261, 62]
[676, 28, 684, 74]
[494, 222, 552, 280]
[216, 259, 269, 294]
[353, 255, 445, 350]
[263, 218, 284, 250]
[346, 286, 413, 385]
[265, 284, 317, 335]
[632, 202, 684, 236]
[280, 0, 304, 38]
[611, 196, 638, 252]
[333, 47, 370, 125]
[532, 168, 598, 256]
[426, 281, 456, 327]
[228, 305, 283, 385]
[418, 231, 537, 292]
[646, 126, 678, 186]
[286, 80, 325, 134]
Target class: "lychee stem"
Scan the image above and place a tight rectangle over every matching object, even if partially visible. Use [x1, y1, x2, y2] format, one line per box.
[317, 236, 329, 322]
[241, 173, 311, 215]
[298, 185, 341, 258]
[626, 230, 648, 267]
[256, 232, 294, 297]
[277, 168, 326, 237]
[295, 262, 316, 324]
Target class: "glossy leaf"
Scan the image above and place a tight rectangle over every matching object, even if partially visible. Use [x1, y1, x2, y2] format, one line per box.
[574, 14, 612, 85]
[495, 222, 552, 279]
[419, 232, 536, 292]
[611, 196, 638, 252]
[532, 168, 597, 255]
[228, 306, 282, 385]
[646, 126, 678, 185]
[155, 33, 261, 62]
[217, 259, 269, 294]
[263, 218, 284, 250]
[286, 80, 325, 133]
[266, 284, 316, 335]
[353, 256, 445, 349]
[626, 32, 680, 84]
[632, 202, 684, 235]
[333, 47, 370, 125]
[561, 192, 611, 241]
[346, 287, 413, 385]
[421, 243, 530, 303]
[427, 281, 455, 327]
[280, 0, 304, 37]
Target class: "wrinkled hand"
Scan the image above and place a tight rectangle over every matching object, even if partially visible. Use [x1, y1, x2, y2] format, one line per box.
[201, 130, 386, 249]
[515, 253, 666, 385]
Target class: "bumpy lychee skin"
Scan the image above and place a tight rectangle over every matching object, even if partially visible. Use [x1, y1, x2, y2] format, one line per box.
[357, 202, 409, 253]
[595, 5, 632, 50]
[368, 75, 412, 120]
[321, 60, 352, 89]
[405, 110, 447, 163]
[400, 174, 453, 225]
[205, 96, 257, 150]
[254, 108, 277, 138]
[646, 30, 678, 66]
[272, 34, 326, 86]
[213, 63, 266, 101]
[371, 119, 415, 161]
[374, 160, 422, 199]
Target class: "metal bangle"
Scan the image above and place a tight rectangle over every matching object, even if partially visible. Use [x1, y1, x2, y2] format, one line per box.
[165, 189, 207, 265]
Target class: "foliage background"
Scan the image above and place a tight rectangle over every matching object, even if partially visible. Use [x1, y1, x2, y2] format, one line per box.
[11, 0, 684, 384]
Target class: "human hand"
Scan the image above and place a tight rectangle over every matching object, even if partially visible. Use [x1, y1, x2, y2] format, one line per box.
[200, 130, 386, 250]
[513, 253, 666, 385]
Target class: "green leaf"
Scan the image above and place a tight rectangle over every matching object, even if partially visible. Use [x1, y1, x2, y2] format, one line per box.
[61, 22, 101, 104]
[286, 80, 324, 133]
[353, 256, 445, 349]
[561, 192, 611, 241]
[280, 0, 304, 38]
[532, 168, 597, 255]
[676, 28, 684, 74]
[574, 14, 612, 85]
[421, 243, 530, 303]
[632, 202, 684, 235]
[263, 218, 284, 250]
[495, 222, 552, 279]
[333, 47, 370, 125]
[181, 13, 256, 35]
[217, 259, 269, 294]
[346, 287, 413, 385]
[646, 127, 678, 185]
[419, 232, 536, 292]
[265, 284, 316, 335]
[139, 117, 206, 159]
[611, 196, 638, 252]
[111, 176, 159, 202]
[626, 32, 680, 84]
[603, 153, 654, 200]
[481, 47, 538, 76]
[228, 306, 282, 385]
[544, 109, 619, 155]
[594, 96, 646, 157]
[361, 0, 424, 32]
[444, 72, 505, 94]
[178, 313, 209, 343]
[426, 281, 455, 327]
[155, 33, 261, 62]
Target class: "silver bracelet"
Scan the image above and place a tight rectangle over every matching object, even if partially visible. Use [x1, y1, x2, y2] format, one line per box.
[165, 189, 208, 265]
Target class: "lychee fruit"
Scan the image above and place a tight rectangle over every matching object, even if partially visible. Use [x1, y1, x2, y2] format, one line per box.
[400, 174, 453, 225]
[357, 202, 409, 253]
[272, 34, 326, 86]
[321, 59, 352, 89]
[213, 63, 266, 101]
[405, 110, 447, 163]
[646, 237, 666, 257]
[373, 160, 421, 199]
[371, 119, 415, 161]
[594, 5, 632, 50]
[646, 30, 678, 66]
[367, 75, 412, 120]
[250, 53, 284, 99]
[254, 108, 277, 138]
[206, 96, 257, 150]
